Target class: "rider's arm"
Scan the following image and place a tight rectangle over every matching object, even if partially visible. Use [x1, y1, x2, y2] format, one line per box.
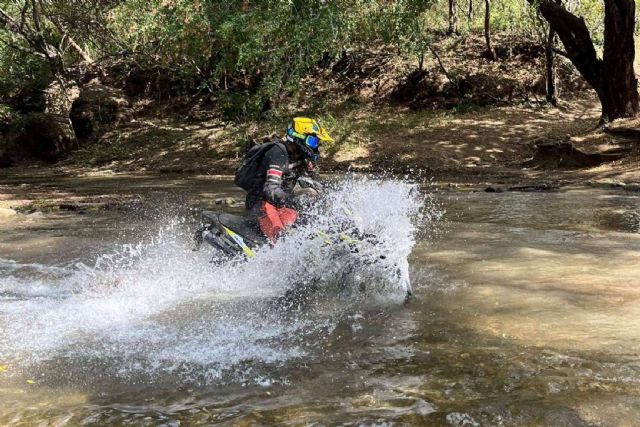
[262, 145, 293, 207]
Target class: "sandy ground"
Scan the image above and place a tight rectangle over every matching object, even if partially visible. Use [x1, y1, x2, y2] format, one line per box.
[337, 96, 602, 173]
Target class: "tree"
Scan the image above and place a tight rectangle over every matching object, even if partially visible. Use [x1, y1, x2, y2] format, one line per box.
[483, 0, 495, 60]
[0, 0, 114, 152]
[544, 26, 557, 106]
[0, 1, 117, 75]
[378, 0, 436, 71]
[534, 0, 639, 122]
[448, 0, 459, 34]
[0, 1, 64, 74]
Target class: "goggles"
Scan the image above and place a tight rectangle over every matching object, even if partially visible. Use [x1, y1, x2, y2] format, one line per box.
[305, 134, 320, 149]
[288, 127, 320, 148]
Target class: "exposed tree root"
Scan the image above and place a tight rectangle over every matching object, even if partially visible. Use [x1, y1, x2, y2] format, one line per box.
[524, 140, 626, 169]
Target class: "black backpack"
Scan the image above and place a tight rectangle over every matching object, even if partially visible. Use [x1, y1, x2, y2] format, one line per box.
[234, 141, 286, 191]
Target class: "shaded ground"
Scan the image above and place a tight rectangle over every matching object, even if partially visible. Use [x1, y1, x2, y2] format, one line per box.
[3, 92, 640, 193]
[327, 96, 601, 173]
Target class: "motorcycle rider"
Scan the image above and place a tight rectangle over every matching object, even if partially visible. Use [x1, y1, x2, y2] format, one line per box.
[243, 117, 333, 240]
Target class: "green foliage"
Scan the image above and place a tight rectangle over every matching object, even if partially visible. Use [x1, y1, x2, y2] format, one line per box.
[0, 0, 609, 119]
[462, 0, 604, 46]
[0, 103, 15, 123]
[109, 0, 358, 116]
[0, 0, 117, 104]
[0, 45, 51, 102]
[372, 0, 437, 70]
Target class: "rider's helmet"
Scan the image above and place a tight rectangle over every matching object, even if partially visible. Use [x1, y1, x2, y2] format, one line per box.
[286, 117, 334, 163]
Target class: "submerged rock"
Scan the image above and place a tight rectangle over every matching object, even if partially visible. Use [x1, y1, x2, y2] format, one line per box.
[591, 178, 626, 188]
[214, 197, 242, 207]
[484, 185, 505, 193]
[508, 183, 558, 192]
[446, 412, 480, 427]
[0, 207, 17, 217]
[625, 183, 640, 192]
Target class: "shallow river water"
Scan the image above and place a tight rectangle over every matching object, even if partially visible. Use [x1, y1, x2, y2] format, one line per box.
[0, 175, 639, 426]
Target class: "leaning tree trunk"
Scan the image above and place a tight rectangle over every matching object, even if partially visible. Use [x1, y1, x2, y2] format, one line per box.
[484, 0, 496, 60]
[545, 27, 558, 106]
[536, 0, 639, 121]
[448, 0, 459, 35]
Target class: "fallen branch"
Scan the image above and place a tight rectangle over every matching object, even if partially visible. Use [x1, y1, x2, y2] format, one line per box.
[428, 45, 456, 85]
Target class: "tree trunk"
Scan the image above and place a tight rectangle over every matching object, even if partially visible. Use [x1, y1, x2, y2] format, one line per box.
[484, 0, 496, 60]
[448, 0, 459, 35]
[545, 27, 558, 106]
[536, 0, 639, 121]
[468, 0, 474, 24]
[600, 0, 638, 121]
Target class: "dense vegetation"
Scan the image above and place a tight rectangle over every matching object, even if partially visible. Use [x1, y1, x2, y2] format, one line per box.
[0, 0, 636, 166]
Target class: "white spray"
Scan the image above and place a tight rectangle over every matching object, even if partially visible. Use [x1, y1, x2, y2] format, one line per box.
[0, 177, 433, 386]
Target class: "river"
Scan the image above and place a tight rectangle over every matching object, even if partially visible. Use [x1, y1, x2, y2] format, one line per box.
[0, 174, 639, 426]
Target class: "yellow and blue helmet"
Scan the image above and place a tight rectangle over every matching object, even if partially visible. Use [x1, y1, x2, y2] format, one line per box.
[286, 117, 334, 163]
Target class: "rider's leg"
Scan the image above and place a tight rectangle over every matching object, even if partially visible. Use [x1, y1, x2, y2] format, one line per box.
[277, 207, 298, 229]
[259, 202, 285, 240]
[259, 203, 298, 240]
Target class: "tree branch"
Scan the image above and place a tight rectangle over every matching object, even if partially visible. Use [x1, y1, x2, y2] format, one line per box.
[0, 4, 63, 73]
[31, 0, 42, 33]
[46, 11, 94, 63]
[428, 45, 456, 85]
[0, 34, 47, 59]
[0, 6, 38, 47]
[0, 7, 23, 34]
[533, 0, 602, 89]
[19, 2, 30, 33]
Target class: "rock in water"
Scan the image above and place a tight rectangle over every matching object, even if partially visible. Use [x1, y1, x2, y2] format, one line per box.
[484, 185, 505, 193]
[0, 207, 17, 217]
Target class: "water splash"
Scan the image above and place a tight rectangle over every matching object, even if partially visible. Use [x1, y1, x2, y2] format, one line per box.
[0, 177, 435, 386]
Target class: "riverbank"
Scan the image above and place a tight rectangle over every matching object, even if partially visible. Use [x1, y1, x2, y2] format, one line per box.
[3, 30, 640, 189]
[3, 93, 640, 192]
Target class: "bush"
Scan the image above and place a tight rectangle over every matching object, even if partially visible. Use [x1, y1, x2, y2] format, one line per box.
[0, 46, 52, 110]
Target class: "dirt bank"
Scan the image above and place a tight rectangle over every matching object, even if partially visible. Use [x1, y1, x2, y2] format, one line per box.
[7, 93, 639, 188]
[1, 33, 639, 189]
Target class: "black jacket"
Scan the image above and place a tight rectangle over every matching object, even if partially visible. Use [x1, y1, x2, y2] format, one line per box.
[245, 141, 305, 210]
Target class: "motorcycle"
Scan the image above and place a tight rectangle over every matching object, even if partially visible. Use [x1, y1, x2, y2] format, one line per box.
[192, 178, 413, 302]
[193, 177, 321, 259]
